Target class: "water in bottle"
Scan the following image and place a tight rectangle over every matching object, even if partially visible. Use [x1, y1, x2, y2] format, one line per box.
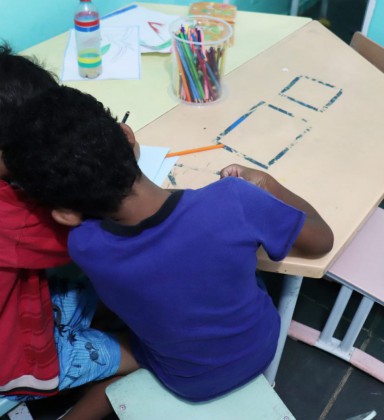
[74, 0, 102, 78]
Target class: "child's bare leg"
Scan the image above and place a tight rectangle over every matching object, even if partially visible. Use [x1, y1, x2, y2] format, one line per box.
[62, 334, 139, 420]
[61, 376, 122, 420]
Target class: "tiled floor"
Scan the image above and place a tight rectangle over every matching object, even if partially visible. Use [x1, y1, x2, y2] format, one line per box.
[268, 276, 384, 420]
[5, 1, 384, 420]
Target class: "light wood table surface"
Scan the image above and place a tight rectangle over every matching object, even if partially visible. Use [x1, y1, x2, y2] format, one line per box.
[23, 3, 311, 131]
[137, 20, 384, 279]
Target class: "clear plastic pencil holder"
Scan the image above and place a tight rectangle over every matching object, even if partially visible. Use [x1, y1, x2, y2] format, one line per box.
[169, 15, 233, 105]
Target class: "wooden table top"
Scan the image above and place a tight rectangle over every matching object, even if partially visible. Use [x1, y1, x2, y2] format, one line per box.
[136, 21, 384, 278]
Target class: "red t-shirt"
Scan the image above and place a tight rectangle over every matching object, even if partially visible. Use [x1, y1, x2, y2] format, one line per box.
[0, 180, 70, 396]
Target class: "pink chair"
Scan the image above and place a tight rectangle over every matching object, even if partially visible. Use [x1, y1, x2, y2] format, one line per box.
[289, 207, 384, 383]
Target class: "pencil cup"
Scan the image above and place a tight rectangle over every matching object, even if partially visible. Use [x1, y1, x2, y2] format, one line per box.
[169, 15, 233, 105]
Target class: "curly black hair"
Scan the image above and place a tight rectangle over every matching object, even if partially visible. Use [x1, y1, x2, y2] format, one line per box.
[2, 86, 142, 218]
[0, 43, 58, 147]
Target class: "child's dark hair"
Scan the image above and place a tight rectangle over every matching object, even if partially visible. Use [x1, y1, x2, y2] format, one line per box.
[2, 86, 142, 218]
[0, 43, 58, 147]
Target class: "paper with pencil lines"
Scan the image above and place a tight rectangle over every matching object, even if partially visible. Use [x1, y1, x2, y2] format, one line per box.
[62, 26, 141, 81]
[102, 4, 179, 53]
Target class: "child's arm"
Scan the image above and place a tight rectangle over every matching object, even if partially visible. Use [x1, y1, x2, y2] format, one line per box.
[220, 164, 334, 256]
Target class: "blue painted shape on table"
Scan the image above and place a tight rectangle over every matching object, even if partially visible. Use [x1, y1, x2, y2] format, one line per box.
[216, 101, 311, 170]
[279, 75, 343, 112]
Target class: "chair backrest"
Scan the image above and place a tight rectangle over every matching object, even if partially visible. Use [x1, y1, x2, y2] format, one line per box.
[327, 207, 384, 305]
[362, 0, 384, 46]
[350, 32, 384, 72]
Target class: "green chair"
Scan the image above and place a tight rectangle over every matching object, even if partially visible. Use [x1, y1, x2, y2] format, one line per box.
[106, 369, 295, 419]
[0, 399, 32, 420]
[0, 399, 19, 418]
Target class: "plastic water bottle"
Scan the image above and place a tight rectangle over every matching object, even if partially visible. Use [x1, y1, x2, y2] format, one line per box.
[74, 0, 102, 78]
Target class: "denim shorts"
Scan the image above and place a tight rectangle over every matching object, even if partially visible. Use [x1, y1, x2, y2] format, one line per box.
[4, 274, 121, 402]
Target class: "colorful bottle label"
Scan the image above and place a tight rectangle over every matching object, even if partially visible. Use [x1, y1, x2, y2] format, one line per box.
[77, 51, 101, 68]
[74, 11, 100, 32]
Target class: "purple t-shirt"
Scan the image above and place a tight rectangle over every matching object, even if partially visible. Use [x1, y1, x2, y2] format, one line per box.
[69, 177, 305, 401]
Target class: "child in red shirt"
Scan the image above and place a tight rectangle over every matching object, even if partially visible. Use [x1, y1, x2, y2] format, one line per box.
[0, 173, 70, 394]
[0, 45, 138, 419]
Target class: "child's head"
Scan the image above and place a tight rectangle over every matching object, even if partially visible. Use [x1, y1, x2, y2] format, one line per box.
[2, 85, 142, 220]
[0, 44, 58, 142]
[0, 44, 59, 178]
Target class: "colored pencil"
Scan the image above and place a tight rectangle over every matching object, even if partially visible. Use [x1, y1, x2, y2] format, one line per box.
[166, 143, 224, 158]
[172, 22, 227, 103]
[174, 42, 191, 102]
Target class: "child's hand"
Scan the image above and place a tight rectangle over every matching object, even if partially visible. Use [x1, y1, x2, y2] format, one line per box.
[220, 164, 270, 190]
[221, 163, 334, 256]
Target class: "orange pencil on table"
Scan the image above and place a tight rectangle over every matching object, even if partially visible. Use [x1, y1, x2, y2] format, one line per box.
[166, 143, 224, 158]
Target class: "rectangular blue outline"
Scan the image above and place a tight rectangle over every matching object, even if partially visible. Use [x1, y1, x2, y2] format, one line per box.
[216, 102, 311, 169]
[279, 75, 343, 113]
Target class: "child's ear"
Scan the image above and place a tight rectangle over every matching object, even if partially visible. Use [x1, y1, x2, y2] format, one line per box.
[120, 123, 135, 145]
[51, 209, 82, 227]
[120, 123, 140, 160]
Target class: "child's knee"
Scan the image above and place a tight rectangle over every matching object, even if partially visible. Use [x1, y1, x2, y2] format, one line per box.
[116, 332, 140, 375]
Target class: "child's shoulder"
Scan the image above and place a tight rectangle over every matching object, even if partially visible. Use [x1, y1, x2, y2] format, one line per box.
[69, 218, 102, 239]
[206, 176, 242, 190]
[0, 178, 10, 190]
[190, 177, 265, 204]
[207, 176, 260, 194]
[0, 179, 28, 204]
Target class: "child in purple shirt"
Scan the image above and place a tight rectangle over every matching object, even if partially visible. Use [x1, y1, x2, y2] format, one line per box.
[2, 86, 333, 403]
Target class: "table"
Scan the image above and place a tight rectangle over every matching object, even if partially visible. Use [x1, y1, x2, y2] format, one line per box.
[136, 19, 384, 274]
[23, 4, 384, 384]
[23, 3, 310, 132]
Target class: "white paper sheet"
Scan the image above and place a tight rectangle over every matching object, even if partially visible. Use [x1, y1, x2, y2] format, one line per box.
[138, 145, 179, 187]
[102, 4, 178, 53]
[61, 25, 141, 82]
[153, 157, 179, 186]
